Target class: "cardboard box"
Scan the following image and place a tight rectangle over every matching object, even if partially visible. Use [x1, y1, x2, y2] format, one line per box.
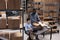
[0, 18, 6, 29]
[7, 0, 21, 10]
[0, 0, 6, 10]
[8, 16, 20, 29]
[44, 6, 58, 11]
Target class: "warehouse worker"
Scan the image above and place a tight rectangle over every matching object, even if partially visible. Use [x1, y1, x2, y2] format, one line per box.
[30, 8, 42, 25]
[30, 9, 49, 27]
[30, 8, 42, 40]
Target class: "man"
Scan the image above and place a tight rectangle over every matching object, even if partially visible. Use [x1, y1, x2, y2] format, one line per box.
[30, 9, 42, 40]
[30, 9, 41, 25]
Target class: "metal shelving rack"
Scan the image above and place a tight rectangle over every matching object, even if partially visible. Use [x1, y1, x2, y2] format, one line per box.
[43, 2, 59, 40]
[43, 2, 59, 22]
[21, 0, 27, 40]
[0, 0, 23, 40]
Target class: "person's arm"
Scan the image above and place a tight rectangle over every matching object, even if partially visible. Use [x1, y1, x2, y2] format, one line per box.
[24, 24, 32, 31]
[30, 13, 38, 22]
[36, 13, 44, 25]
[24, 24, 28, 31]
[36, 13, 41, 22]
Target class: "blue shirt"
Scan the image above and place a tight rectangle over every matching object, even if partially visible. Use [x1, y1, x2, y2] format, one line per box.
[30, 12, 41, 24]
[24, 23, 32, 31]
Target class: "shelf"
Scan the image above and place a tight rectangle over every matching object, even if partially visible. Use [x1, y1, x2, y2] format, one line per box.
[44, 21, 56, 23]
[27, 2, 43, 5]
[27, 2, 33, 4]
[33, 2, 43, 5]
[27, 6, 33, 8]
[44, 17, 53, 19]
[45, 3, 59, 6]
[52, 17, 58, 18]
[27, 8, 43, 10]
[44, 17, 53, 21]
[46, 29, 59, 33]
[43, 10, 59, 13]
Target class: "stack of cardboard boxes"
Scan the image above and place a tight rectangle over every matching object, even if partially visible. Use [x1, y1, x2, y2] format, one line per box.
[0, 11, 21, 29]
[0, 18, 6, 29]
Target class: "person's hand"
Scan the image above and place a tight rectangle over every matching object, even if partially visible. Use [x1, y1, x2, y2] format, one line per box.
[38, 21, 45, 26]
[38, 22, 42, 24]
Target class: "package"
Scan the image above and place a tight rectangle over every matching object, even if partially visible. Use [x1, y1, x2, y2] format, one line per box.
[7, 0, 21, 10]
[0, 0, 6, 10]
[0, 18, 6, 29]
[8, 16, 20, 29]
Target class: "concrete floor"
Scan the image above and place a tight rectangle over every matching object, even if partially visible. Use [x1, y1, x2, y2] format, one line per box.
[24, 24, 60, 40]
